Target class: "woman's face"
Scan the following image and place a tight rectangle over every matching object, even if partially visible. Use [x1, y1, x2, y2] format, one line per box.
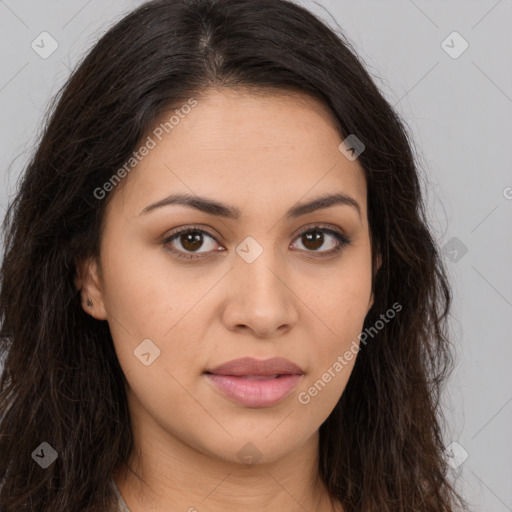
[81, 87, 375, 466]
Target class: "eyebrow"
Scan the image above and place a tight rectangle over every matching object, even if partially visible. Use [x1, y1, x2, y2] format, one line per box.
[139, 192, 361, 220]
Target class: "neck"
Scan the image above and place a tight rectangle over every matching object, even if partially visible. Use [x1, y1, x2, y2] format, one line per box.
[113, 415, 341, 512]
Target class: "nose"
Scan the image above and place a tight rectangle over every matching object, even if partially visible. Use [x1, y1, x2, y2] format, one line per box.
[220, 241, 299, 338]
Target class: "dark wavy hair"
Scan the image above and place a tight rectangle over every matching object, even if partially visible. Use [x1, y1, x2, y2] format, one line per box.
[0, 0, 468, 510]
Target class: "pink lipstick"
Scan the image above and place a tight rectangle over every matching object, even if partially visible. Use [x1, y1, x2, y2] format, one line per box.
[204, 357, 304, 408]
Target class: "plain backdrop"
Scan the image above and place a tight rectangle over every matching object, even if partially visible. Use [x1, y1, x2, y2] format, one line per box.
[1, 1, 511, 510]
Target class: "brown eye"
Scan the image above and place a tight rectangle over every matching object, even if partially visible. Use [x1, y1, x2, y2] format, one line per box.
[300, 230, 324, 251]
[163, 228, 221, 259]
[179, 232, 205, 252]
[163, 224, 351, 261]
[292, 226, 350, 255]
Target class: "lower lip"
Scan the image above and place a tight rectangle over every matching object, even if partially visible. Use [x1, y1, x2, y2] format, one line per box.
[204, 373, 303, 408]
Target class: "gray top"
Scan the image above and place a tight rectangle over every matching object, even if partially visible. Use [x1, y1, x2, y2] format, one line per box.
[111, 478, 131, 512]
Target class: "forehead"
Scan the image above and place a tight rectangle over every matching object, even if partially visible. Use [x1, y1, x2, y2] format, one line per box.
[109, 87, 367, 218]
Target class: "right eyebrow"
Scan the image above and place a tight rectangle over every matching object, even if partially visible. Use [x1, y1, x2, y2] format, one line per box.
[139, 192, 361, 220]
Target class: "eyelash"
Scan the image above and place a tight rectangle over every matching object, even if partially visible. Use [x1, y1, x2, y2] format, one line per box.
[162, 224, 352, 261]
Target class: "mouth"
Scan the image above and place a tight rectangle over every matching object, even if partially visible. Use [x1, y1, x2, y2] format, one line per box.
[203, 357, 304, 408]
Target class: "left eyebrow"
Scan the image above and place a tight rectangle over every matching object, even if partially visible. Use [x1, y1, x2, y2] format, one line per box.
[286, 192, 361, 220]
[139, 192, 361, 220]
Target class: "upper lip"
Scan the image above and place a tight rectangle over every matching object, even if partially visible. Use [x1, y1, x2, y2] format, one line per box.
[205, 357, 304, 377]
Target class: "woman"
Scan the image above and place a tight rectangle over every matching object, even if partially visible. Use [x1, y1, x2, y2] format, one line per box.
[0, 0, 468, 510]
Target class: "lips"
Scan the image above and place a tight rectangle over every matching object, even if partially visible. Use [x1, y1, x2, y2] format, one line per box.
[204, 357, 304, 408]
[205, 357, 304, 377]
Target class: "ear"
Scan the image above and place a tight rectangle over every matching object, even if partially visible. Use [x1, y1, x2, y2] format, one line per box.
[75, 257, 108, 320]
[368, 252, 382, 311]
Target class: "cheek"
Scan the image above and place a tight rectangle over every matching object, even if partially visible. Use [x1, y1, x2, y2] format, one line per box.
[296, 293, 368, 416]
[308, 288, 367, 385]
[99, 230, 178, 333]
[99, 233, 209, 384]
[303, 251, 373, 340]
[297, 252, 372, 397]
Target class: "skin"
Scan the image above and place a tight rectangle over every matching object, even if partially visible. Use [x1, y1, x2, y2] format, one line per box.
[77, 87, 379, 512]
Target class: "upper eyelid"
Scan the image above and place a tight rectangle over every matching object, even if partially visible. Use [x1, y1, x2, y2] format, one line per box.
[164, 223, 346, 241]
[162, 225, 351, 261]
[163, 224, 349, 251]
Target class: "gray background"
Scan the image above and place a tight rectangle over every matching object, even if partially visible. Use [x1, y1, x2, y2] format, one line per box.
[1, 1, 511, 510]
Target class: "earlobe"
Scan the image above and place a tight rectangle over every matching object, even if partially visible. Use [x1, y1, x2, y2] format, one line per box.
[75, 257, 108, 320]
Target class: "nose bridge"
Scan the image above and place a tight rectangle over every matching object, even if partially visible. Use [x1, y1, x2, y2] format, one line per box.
[234, 234, 286, 299]
[224, 234, 297, 334]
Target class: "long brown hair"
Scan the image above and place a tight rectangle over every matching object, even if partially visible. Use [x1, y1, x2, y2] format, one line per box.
[0, 0, 468, 510]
